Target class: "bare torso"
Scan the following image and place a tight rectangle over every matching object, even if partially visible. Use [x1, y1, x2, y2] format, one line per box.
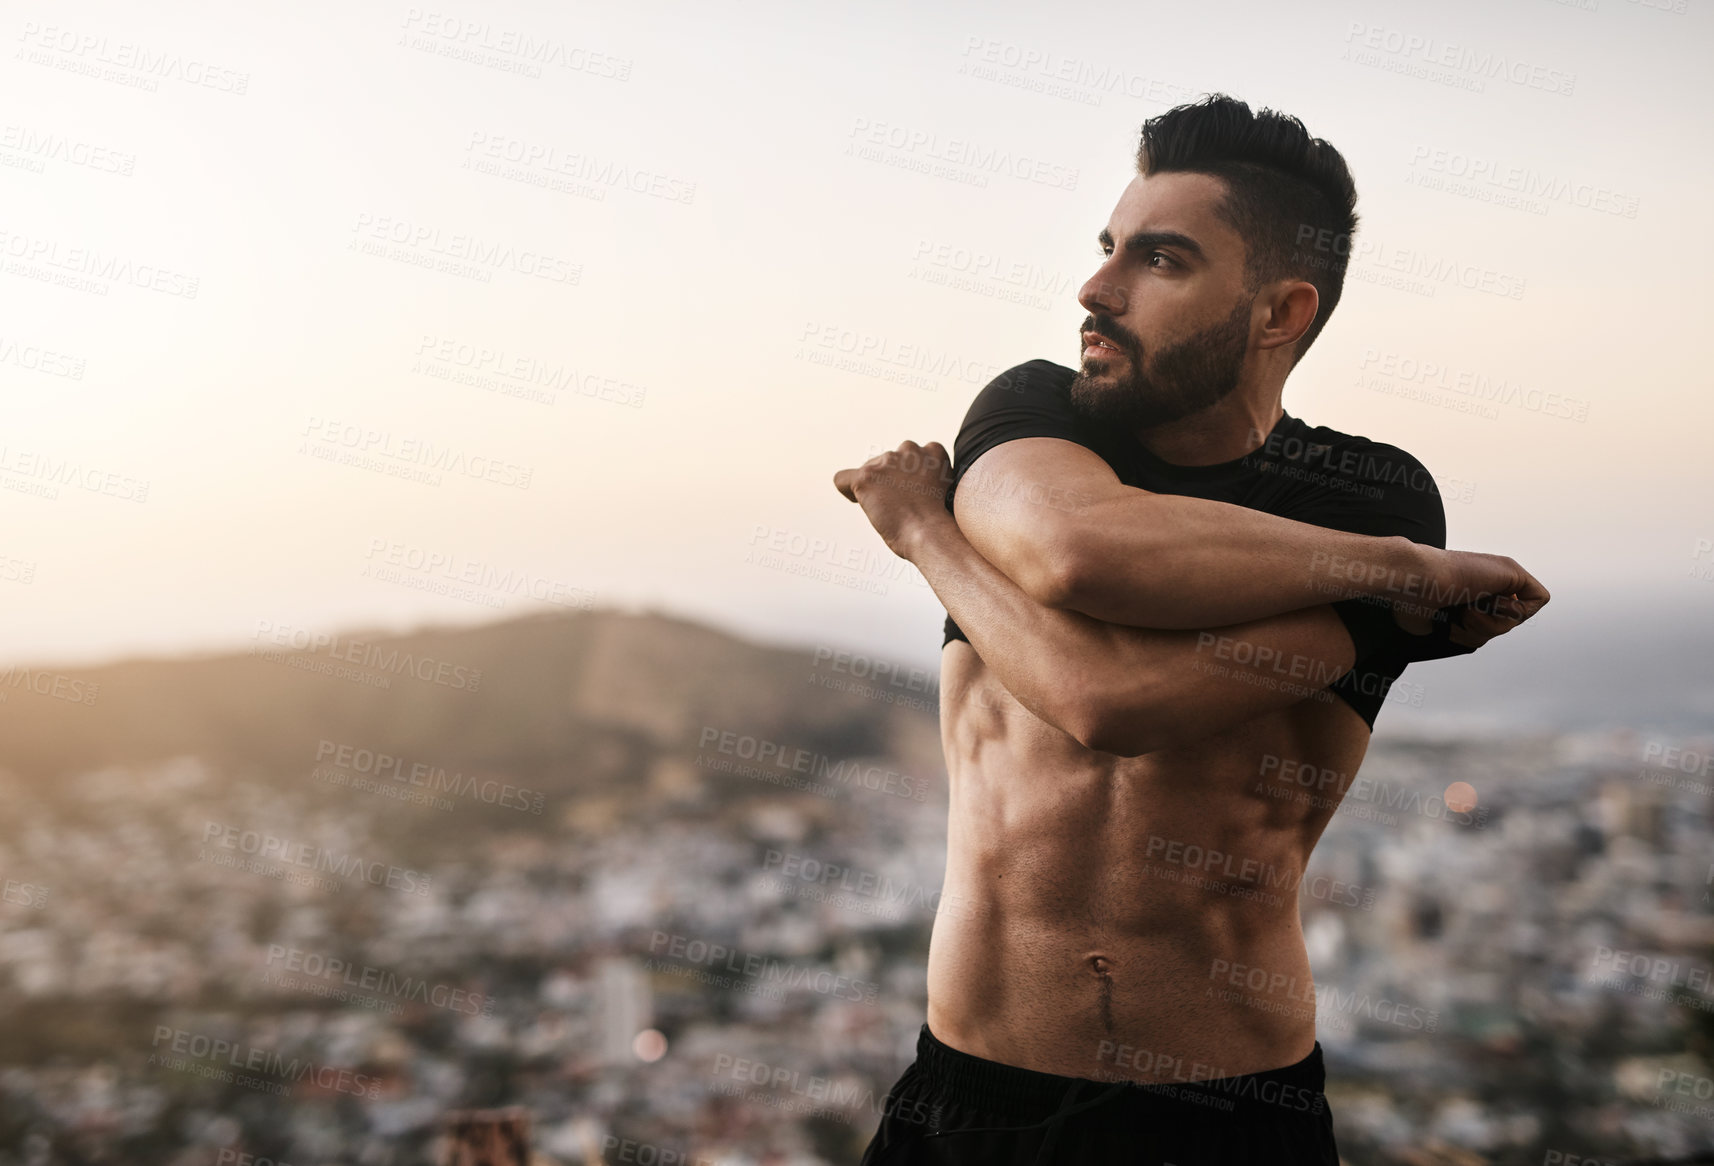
[927, 639, 1370, 1085]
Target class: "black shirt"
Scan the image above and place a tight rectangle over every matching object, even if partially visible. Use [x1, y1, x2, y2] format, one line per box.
[940, 359, 1461, 730]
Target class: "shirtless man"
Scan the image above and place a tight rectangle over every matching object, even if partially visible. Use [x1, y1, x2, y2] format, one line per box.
[832, 95, 1548, 1164]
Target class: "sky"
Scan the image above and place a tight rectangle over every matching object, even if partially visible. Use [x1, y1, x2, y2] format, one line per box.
[2, 0, 1710, 730]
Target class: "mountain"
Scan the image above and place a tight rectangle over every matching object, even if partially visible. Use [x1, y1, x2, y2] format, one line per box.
[0, 608, 946, 799]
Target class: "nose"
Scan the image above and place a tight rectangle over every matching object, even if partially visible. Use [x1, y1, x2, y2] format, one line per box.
[1078, 263, 1128, 317]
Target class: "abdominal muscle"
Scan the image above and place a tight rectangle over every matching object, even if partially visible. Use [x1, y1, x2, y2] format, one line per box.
[925, 640, 1371, 1084]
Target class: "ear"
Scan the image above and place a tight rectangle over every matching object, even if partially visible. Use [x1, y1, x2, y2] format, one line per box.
[1254, 281, 1320, 353]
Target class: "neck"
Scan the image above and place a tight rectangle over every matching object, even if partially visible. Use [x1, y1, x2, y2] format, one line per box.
[1133, 387, 1285, 466]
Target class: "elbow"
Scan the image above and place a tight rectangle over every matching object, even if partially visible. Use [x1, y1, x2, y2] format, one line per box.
[1062, 690, 1166, 759]
[1076, 718, 1159, 759]
[1018, 530, 1088, 611]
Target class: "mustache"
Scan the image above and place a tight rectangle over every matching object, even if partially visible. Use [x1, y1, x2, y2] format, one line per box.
[1080, 314, 1141, 355]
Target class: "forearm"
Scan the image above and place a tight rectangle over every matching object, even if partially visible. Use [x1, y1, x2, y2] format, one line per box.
[908, 516, 1155, 746]
[914, 513, 1360, 755]
[1052, 492, 1439, 630]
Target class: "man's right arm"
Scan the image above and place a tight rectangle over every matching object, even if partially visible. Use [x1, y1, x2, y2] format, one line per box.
[954, 436, 1535, 631]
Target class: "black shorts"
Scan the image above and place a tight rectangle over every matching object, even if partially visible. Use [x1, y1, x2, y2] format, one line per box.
[859, 1024, 1339, 1165]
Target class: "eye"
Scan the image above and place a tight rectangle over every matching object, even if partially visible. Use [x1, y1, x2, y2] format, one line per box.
[1147, 251, 1174, 269]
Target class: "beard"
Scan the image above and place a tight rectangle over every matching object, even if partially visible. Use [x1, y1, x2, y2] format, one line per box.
[1068, 296, 1253, 431]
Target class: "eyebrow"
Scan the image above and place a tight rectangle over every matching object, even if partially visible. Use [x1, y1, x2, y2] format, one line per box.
[1097, 228, 1206, 260]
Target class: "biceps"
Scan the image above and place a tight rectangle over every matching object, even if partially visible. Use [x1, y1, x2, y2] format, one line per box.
[952, 438, 1127, 595]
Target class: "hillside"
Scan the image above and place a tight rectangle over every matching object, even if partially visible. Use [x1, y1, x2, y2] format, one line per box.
[0, 607, 947, 800]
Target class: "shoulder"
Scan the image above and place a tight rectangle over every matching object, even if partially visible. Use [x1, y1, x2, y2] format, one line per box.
[961, 359, 1078, 415]
[1256, 415, 1446, 547]
[947, 359, 1096, 501]
[953, 359, 1083, 450]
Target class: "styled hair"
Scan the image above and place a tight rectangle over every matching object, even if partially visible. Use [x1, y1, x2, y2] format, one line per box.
[1137, 93, 1359, 361]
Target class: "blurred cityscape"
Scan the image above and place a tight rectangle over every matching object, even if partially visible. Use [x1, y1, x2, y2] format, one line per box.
[0, 608, 1711, 1165]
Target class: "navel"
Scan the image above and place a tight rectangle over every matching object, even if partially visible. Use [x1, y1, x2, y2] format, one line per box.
[1088, 955, 1115, 1032]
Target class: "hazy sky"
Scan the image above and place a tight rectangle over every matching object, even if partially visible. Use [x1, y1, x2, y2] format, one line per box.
[3, 0, 1710, 677]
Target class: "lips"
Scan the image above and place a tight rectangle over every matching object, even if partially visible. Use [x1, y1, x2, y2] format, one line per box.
[1082, 332, 1124, 356]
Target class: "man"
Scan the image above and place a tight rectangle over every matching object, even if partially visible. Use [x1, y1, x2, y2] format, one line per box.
[832, 95, 1548, 1164]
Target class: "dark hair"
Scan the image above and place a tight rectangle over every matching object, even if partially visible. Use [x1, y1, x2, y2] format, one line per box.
[1137, 93, 1358, 362]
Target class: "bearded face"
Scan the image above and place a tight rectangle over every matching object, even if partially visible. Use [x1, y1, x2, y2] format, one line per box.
[1068, 294, 1254, 431]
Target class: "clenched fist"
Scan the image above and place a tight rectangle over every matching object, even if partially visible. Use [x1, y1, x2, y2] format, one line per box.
[833, 440, 956, 560]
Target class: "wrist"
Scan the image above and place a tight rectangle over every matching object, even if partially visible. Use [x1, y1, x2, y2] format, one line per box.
[1403, 540, 1455, 611]
[897, 511, 959, 564]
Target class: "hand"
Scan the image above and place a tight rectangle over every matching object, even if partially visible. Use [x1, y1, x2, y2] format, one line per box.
[833, 440, 956, 560]
[1441, 549, 1551, 619]
[1399, 549, 1550, 651]
[1442, 588, 1546, 649]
